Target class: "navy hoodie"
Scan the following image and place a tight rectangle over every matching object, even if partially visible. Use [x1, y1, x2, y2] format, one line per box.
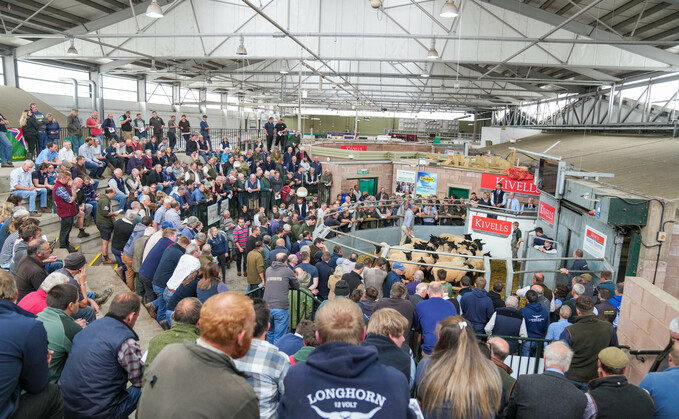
[460, 288, 495, 334]
[279, 341, 414, 418]
[520, 302, 549, 338]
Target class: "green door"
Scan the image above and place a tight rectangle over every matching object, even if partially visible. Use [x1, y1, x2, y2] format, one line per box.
[448, 186, 469, 199]
[359, 178, 377, 196]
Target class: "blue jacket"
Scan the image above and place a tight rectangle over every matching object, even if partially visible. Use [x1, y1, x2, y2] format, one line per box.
[275, 333, 304, 356]
[208, 233, 228, 255]
[639, 366, 679, 419]
[520, 302, 549, 338]
[0, 300, 50, 419]
[316, 261, 333, 300]
[383, 271, 403, 298]
[609, 295, 622, 310]
[45, 120, 61, 140]
[415, 297, 457, 355]
[135, 238, 171, 283]
[60, 315, 138, 419]
[152, 241, 187, 289]
[491, 307, 526, 354]
[278, 342, 412, 418]
[269, 245, 289, 266]
[460, 288, 495, 333]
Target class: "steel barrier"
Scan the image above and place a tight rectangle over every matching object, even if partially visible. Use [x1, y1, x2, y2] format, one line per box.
[245, 286, 323, 332]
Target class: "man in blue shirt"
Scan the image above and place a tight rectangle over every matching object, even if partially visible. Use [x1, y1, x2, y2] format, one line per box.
[199, 115, 210, 142]
[383, 262, 405, 299]
[545, 305, 571, 344]
[77, 137, 104, 178]
[264, 116, 275, 151]
[640, 340, 679, 419]
[505, 192, 521, 214]
[35, 142, 60, 165]
[415, 281, 457, 355]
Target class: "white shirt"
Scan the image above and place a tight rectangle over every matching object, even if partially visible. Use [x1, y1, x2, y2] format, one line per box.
[59, 147, 76, 163]
[10, 167, 33, 190]
[166, 254, 201, 290]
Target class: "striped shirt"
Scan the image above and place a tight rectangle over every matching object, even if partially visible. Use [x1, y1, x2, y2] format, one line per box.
[233, 226, 249, 250]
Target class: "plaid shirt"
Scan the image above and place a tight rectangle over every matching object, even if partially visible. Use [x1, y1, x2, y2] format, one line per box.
[232, 339, 290, 419]
[117, 338, 144, 387]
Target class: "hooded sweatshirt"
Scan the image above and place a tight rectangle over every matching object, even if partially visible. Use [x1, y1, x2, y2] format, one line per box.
[519, 302, 549, 338]
[460, 288, 495, 333]
[123, 223, 148, 258]
[263, 261, 299, 310]
[278, 341, 413, 418]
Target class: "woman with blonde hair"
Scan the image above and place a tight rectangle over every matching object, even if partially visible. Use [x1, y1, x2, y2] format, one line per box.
[0, 202, 15, 226]
[416, 315, 503, 419]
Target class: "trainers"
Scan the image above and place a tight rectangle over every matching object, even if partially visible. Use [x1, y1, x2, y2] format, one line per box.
[94, 287, 113, 305]
[77, 230, 90, 238]
[145, 302, 157, 319]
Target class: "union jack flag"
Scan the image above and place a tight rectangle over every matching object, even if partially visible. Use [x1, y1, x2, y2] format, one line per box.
[7, 128, 26, 148]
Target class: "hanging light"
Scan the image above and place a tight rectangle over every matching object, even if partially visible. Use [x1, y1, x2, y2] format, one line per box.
[440, 1, 459, 18]
[427, 39, 439, 59]
[145, 0, 164, 18]
[236, 35, 247, 55]
[440, 82, 446, 90]
[280, 60, 290, 74]
[370, 0, 382, 8]
[66, 38, 78, 56]
[421, 64, 430, 78]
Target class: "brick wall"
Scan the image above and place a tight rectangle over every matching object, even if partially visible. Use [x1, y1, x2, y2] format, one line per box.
[391, 163, 486, 198]
[323, 162, 394, 200]
[664, 223, 679, 298]
[617, 277, 679, 384]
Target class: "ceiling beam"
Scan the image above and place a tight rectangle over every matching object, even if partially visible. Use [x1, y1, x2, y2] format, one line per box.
[567, 67, 621, 81]
[70, 0, 117, 14]
[480, 0, 679, 66]
[14, 0, 173, 57]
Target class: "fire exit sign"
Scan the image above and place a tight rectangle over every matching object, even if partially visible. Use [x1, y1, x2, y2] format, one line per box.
[357, 169, 369, 175]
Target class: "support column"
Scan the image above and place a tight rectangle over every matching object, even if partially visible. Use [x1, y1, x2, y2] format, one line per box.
[89, 70, 104, 118]
[2, 52, 19, 88]
[221, 92, 228, 127]
[172, 83, 181, 113]
[199, 88, 207, 115]
[137, 77, 147, 115]
[607, 84, 616, 124]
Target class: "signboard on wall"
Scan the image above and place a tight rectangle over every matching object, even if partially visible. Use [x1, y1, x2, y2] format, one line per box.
[538, 201, 556, 225]
[583, 225, 607, 259]
[416, 172, 438, 197]
[481, 173, 540, 196]
[341, 145, 367, 151]
[395, 170, 416, 194]
[471, 215, 513, 237]
[207, 203, 220, 226]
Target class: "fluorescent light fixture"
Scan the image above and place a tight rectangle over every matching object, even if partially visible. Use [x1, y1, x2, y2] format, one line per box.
[440, 1, 459, 18]
[146, 0, 164, 18]
[66, 38, 78, 56]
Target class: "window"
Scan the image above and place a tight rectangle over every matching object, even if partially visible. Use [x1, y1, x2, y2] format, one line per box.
[102, 75, 137, 102]
[147, 82, 172, 105]
[17, 61, 90, 98]
[206, 92, 221, 109]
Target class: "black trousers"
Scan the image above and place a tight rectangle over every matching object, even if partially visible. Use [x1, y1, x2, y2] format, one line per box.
[216, 253, 228, 280]
[235, 249, 246, 274]
[25, 134, 38, 158]
[275, 135, 286, 150]
[59, 215, 74, 248]
[11, 382, 63, 419]
[266, 134, 274, 151]
[168, 132, 177, 149]
[138, 273, 156, 301]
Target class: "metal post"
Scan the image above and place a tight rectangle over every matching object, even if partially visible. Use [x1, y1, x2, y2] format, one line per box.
[607, 84, 616, 124]
[1, 53, 19, 88]
[505, 258, 514, 299]
[298, 58, 302, 134]
[483, 256, 491, 290]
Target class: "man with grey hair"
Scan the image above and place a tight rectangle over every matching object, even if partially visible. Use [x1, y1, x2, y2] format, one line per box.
[165, 201, 182, 230]
[531, 284, 551, 315]
[562, 283, 586, 323]
[484, 295, 528, 354]
[410, 282, 428, 307]
[504, 341, 587, 418]
[10, 160, 48, 215]
[107, 168, 128, 209]
[163, 243, 202, 322]
[153, 197, 173, 229]
[146, 297, 202, 364]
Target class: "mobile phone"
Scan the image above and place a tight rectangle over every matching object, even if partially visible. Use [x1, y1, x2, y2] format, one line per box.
[48, 239, 57, 250]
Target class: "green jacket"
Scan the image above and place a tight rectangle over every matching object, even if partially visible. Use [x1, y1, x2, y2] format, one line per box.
[146, 322, 201, 365]
[288, 287, 315, 329]
[36, 307, 82, 382]
[292, 346, 315, 364]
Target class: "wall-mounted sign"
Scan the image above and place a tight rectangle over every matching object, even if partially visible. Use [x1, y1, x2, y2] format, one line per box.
[583, 225, 607, 259]
[471, 215, 513, 237]
[207, 203, 220, 226]
[538, 201, 556, 225]
[481, 173, 540, 196]
[416, 172, 438, 197]
[341, 145, 367, 151]
[357, 169, 369, 175]
[395, 170, 416, 195]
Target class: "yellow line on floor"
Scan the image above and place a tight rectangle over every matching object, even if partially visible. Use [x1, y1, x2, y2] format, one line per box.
[89, 253, 101, 266]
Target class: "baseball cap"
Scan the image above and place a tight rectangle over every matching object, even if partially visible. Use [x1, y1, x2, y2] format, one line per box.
[393, 262, 405, 271]
[161, 221, 174, 229]
[64, 253, 87, 270]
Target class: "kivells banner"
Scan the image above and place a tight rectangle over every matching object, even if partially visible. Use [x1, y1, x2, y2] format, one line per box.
[538, 201, 556, 225]
[481, 173, 539, 196]
[471, 216, 513, 237]
[341, 145, 367, 151]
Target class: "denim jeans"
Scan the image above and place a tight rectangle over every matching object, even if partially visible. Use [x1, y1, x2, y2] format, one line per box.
[163, 288, 175, 325]
[69, 136, 83, 151]
[76, 306, 96, 324]
[37, 131, 48, 152]
[84, 161, 104, 177]
[111, 247, 124, 272]
[521, 340, 539, 357]
[12, 188, 47, 211]
[198, 151, 209, 163]
[153, 285, 167, 322]
[267, 308, 290, 345]
[246, 283, 260, 293]
[116, 386, 141, 419]
[45, 260, 63, 273]
[0, 131, 12, 163]
[113, 193, 127, 210]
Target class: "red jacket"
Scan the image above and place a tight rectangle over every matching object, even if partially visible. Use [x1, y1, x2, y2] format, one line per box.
[53, 179, 77, 217]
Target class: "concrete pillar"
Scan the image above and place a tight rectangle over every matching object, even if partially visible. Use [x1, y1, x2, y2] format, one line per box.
[199, 88, 207, 114]
[137, 77, 147, 115]
[172, 83, 180, 113]
[89, 70, 104, 118]
[2, 53, 19, 88]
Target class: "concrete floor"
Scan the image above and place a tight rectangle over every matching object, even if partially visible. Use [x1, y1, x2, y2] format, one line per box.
[484, 132, 679, 200]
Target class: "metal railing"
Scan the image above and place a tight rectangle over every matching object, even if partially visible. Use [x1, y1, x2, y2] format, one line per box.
[245, 285, 323, 331]
[476, 334, 552, 376]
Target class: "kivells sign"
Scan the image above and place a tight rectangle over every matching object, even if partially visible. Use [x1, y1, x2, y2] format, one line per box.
[481, 174, 539, 196]
[538, 201, 556, 225]
[471, 216, 513, 237]
[341, 145, 368, 151]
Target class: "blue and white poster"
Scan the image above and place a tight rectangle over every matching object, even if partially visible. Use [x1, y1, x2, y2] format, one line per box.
[416, 172, 438, 197]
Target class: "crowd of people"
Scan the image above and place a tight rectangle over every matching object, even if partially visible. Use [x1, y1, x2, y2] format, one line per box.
[2, 105, 678, 418]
